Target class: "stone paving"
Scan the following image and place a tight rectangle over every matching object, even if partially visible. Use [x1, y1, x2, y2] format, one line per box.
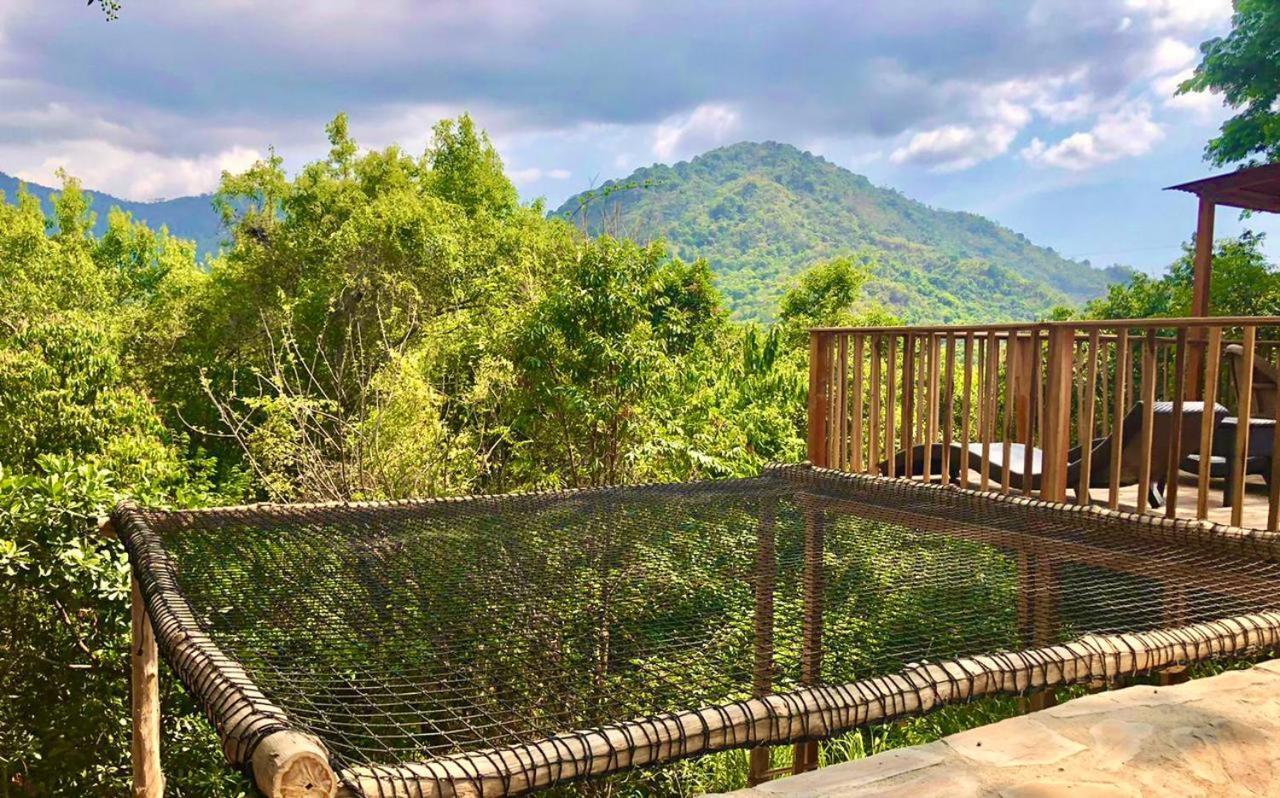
[714, 661, 1280, 797]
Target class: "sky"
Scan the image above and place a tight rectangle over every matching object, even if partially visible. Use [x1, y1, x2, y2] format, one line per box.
[1, 0, 1277, 275]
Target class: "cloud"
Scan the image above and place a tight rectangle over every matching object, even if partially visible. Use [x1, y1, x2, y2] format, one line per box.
[652, 104, 741, 161]
[1124, 0, 1232, 32]
[7, 140, 262, 200]
[1146, 36, 1198, 75]
[507, 166, 571, 184]
[891, 123, 1020, 172]
[0, 0, 1239, 199]
[1021, 103, 1164, 170]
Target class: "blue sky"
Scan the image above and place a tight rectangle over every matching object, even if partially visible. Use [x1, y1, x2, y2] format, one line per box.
[1, 0, 1276, 274]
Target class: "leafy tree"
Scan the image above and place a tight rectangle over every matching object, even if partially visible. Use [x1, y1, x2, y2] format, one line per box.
[0, 113, 910, 796]
[1180, 0, 1280, 166]
[1085, 233, 1280, 320]
[0, 179, 242, 796]
[427, 114, 519, 218]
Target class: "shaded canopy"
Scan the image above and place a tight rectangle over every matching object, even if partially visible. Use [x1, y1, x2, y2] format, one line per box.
[1168, 163, 1280, 214]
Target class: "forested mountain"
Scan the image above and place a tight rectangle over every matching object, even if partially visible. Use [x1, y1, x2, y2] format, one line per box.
[554, 142, 1129, 322]
[0, 171, 223, 256]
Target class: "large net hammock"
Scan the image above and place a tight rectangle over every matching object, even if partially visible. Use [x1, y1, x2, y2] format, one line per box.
[116, 464, 1280, 797]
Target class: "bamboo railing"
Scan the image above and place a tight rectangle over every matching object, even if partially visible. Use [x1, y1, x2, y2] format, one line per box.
[808, 318, 1280, 530]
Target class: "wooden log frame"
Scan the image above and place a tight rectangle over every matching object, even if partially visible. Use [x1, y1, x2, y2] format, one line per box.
[109, 507, 340, 798]
[111, 463, 1280, 798]
[337, 611, 1280, 798]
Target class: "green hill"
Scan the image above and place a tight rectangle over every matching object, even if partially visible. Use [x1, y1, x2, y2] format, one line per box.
[553, 142, 1128, 322]
[0, 171, 224, 257]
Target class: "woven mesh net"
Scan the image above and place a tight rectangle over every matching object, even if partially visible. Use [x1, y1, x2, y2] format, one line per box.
[118, 464, 1280, 796]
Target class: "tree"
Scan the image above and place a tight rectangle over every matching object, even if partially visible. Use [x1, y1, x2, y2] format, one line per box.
[1180, 0, 1280, 166]
[427, 114, 519, 218]
[1085, 233, 1280, 319]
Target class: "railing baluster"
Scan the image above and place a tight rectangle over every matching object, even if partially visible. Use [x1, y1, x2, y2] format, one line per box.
[1164, 328, 1188, 518]
[1002, 330, 1015, 494]
[924, 333, 940, 484]
[1024, 329, 1040, 497]
[1197, 327, 1222, 520]
[980, 334, 996, 491]
[1270, 345, 1280, 531]
[851, 334, 864, 473]
[942, 333, 956, 486]
[836, 333, 848, 470]
[869, 336, 882, 474]
[1077, 330, 1099, 505]
[1109, 329, 1129, 510]
[902, 333, 915, 479]
[1041, 327, 1075, 502]
[1100, 339, 1110, 437]
[961, 332, 974, 489]
[1137, 330, 1158, 514]
[885, 336, 897, 478]
[1231, 326, 1256, 527]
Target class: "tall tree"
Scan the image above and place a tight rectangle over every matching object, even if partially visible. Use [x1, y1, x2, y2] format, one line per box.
[1180, 0, 1280, 166]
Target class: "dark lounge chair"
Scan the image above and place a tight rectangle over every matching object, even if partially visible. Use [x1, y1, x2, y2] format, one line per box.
[885, 401, 1227, 506]
[1183, 345, 1280, 505]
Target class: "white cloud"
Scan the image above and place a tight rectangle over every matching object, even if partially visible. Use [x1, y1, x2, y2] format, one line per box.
[1124, 0, 1232, 32]
[652, 104, 741, 160]
[8, 140, 263, 200]
[890, 123, 1020, 172]
[1147, 36, 1198, 75]
[507, 166, 571, 184]
[1153, 67, 1222, 115]
[1021, 103, 1164, 170]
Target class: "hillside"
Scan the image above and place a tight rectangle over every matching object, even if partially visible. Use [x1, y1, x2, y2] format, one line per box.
[0, 171, 223, 256]
[553, 142, 1128, 322]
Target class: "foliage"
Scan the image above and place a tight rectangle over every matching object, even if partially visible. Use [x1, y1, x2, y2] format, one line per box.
[0, 182, 245, 796]
[0, 113, 1086, 796]
[553, 141, 1125, 321]
[1180, 0, 1280, 166]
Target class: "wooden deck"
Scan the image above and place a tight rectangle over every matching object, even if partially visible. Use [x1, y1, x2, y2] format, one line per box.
[715, 660, 1280, 798]
[947, 469, 1278, 531]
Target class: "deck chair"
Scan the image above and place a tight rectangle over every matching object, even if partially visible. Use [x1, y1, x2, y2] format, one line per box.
[1224, 343, 1280, 418]
[884, 401, 1226, 506]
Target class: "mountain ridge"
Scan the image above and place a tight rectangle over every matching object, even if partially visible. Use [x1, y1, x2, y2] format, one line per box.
[0, 171, 224, 256]
[553, 141, 1128, 322]
[3, 142, 1127, 322]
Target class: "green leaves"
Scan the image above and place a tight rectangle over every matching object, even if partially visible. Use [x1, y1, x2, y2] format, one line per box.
[1086, 232, 1280, 321]
[1180, 0, 1280, 166]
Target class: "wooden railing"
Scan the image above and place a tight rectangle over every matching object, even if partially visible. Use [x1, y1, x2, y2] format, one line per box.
[808, 318, 1280, 530]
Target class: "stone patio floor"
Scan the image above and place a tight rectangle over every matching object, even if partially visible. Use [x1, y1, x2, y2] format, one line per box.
[713, 660, 1280, 797]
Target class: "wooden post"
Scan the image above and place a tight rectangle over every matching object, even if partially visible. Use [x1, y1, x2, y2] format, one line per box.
[748, 500, 777, 786]
[1232, 327, 1257, 527]
[1164, 328, 1188, 518]
[793, 506, 824, 775]
[808, 332, 831, 468]
[1013, 333, 1036, 443]
[131, 575, 164, 798]
[1197, 327, 1223, 519]
[1040, 327, 1076, 502]
[1185, 198, 1215, 399]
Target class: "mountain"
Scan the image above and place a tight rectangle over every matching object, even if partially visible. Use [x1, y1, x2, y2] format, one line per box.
[553, 142, 1129, 322]
[0, 171, 224, 256]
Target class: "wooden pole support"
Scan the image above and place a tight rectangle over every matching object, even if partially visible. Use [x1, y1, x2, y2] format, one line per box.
[131, 575, 164, 798]
[252, 730, 338, 798]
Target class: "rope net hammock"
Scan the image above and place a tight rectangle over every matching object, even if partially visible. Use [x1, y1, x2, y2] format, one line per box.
[115, 464, 1280, 798]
